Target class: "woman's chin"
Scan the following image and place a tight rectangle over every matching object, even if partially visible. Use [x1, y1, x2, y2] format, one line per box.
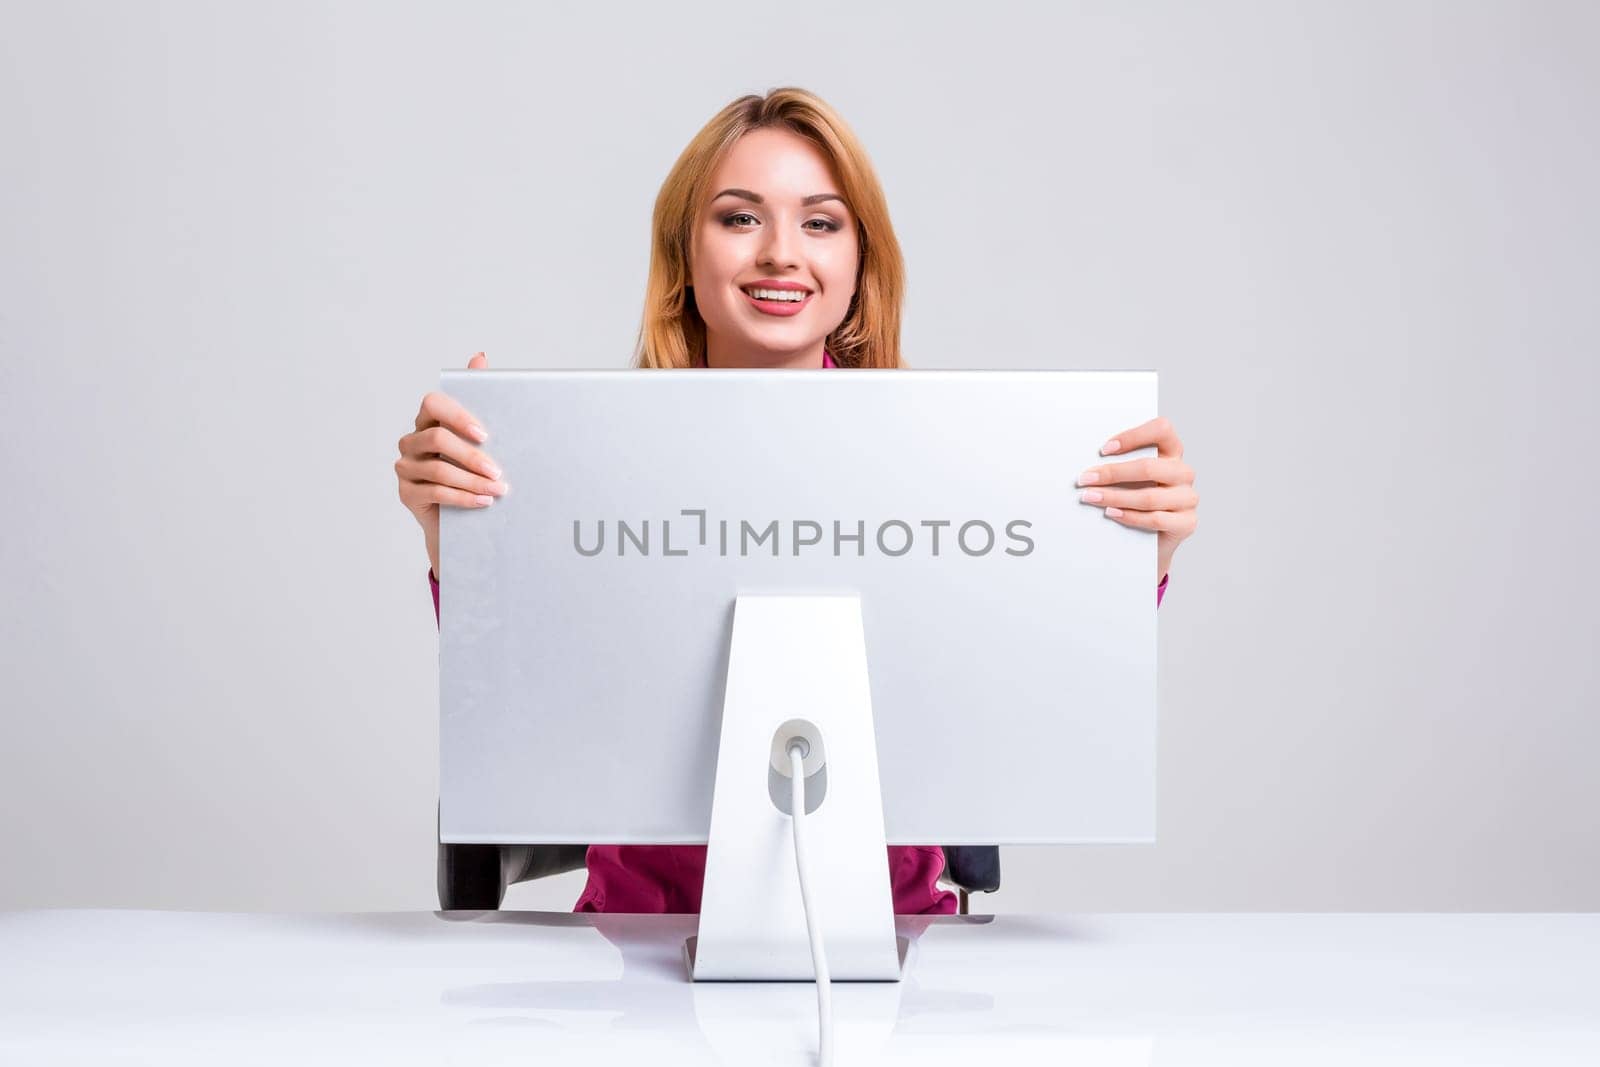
[726, 321, 817, 346]
[718, 338, 824, 365]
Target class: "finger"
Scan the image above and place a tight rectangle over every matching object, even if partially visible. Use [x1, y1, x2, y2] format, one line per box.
[413, 389, 489, 442]
[395, 454, 508, 498]
[398, 479, 498, 510]
[1078, 485, 1198, 512]
[1076, 456, 1194, 488]
[400, 425, 503, 480]
[1100, 415, 1183, 460]
[468, 350, 488, 370]
[1102, 507, 1197, 534]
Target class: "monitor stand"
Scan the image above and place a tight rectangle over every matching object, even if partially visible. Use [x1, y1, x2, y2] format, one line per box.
[687, 594, 906, 982]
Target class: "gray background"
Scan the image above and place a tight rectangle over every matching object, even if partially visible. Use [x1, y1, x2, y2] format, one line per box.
[2, 0, 1595, 913]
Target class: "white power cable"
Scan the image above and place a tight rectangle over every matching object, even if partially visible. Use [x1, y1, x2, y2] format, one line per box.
[789, 742, 833, 1067]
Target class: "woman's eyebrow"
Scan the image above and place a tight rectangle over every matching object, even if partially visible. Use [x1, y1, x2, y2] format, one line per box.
[712, 187, 846, 207]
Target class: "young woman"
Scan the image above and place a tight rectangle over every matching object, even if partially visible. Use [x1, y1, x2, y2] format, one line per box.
[395, 88, 1200, 914]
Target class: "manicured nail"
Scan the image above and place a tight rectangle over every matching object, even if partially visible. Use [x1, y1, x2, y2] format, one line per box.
[1079, 490, 1103, 503]
[475, 494, 494, 506]
[468, 423, 488, 442]
[484, 462, 502, 479]
[1077, 471, 1100, 485]
[1101, 439, 1121, 454]
[1105, 507, 1124, 518]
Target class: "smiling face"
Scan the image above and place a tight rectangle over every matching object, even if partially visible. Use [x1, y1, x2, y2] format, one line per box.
[688, 127, 860, 368]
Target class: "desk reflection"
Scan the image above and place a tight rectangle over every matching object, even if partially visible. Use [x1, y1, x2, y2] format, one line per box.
[435, 911, 1152, 1065]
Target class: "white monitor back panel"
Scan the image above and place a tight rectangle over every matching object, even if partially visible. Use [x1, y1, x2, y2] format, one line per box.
[439, 369, 1158, 846]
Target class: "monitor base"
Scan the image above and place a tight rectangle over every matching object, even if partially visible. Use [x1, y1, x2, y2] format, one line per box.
[682, 934, 909, 982]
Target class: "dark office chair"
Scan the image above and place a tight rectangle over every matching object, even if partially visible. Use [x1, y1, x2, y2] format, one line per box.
[437, 805, 1001, 914]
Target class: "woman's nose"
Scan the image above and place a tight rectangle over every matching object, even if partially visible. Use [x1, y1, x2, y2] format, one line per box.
[757, 218, 800, 269]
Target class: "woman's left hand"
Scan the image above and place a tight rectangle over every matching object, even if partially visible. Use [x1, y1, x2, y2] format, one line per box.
[1075, 416, 1199, 583]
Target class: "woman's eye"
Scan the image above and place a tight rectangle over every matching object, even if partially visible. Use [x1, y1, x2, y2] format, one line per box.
[721, 213, 840, 233]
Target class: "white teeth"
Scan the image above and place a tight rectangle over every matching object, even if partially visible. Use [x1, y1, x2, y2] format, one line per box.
[746, 288, 807, 302]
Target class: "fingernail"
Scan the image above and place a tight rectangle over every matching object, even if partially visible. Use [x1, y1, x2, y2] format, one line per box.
[475, 494, 494, 506]
[1077, 471, 1100, 485]
[1079, 490, 1103, 503]
[485, 462, 502, 479]
[1105, 507, 1124, 517]
[469, 423, 488, 442]
[1101, 439, 1121, 455]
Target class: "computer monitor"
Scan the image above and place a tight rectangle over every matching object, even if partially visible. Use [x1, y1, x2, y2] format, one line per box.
[438, 368, 1158, 980]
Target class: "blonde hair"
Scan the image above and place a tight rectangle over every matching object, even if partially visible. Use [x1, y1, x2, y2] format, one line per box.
[633, 87, 905, 370]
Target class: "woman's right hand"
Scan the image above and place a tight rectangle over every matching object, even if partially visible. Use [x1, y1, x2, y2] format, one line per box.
[395, 351, 510, 580]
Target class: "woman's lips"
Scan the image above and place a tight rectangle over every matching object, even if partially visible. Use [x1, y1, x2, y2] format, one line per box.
[742, 288, 812, 317]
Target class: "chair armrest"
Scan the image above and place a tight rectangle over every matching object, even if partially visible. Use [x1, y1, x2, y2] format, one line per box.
[504, 844, 590, 885]
[940, 845, 1001, 894]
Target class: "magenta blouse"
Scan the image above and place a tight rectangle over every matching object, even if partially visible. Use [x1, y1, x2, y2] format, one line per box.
[429, 348, 1170, 913]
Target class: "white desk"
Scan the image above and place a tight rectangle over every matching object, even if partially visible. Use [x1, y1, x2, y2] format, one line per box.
[2, 911, 1595, 1065]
